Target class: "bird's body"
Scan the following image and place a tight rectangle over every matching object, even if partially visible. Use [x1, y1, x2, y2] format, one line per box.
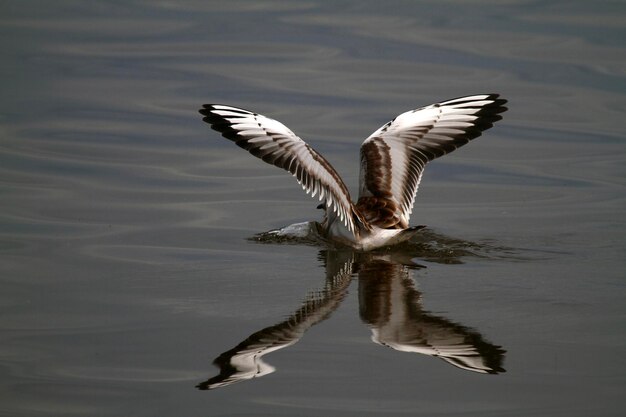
[320, 210, 423, 251]
[200, 94, 507, 250]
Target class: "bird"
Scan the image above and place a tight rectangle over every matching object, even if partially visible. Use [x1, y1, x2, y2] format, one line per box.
[199, 94, 507, 251]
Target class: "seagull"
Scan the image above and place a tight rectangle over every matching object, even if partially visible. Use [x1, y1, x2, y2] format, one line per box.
[200, 94, 507, 251]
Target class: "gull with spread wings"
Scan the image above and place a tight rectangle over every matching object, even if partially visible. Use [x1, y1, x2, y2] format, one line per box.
[200, 94, 507, 250]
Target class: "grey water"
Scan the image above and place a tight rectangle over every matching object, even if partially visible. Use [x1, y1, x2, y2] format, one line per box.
[1, 1, 625, 416]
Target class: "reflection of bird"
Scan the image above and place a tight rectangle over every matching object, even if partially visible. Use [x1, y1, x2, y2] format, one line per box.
[196, 252, 354, 390]
[358, 258, 505, 374]
[198, 251, 505, 390]
[200, 95, 507, 250]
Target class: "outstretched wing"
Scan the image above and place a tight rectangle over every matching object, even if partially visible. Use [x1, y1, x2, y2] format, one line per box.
[200, 105, 359, 232]
[357, 94, 507, 229]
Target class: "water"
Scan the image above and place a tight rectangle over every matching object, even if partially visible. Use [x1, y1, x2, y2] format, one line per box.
[1, 1, 625, 416]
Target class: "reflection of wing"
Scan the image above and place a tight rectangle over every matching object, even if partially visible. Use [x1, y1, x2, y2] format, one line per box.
[357, 259, 505, 374]
[197, 251, 354, 390]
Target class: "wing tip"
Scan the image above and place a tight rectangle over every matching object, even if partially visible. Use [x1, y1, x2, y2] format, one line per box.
[199, 104, 256, 142]
[445, 94, 508, 111]
[199, 103, 226, 114]
[483, 94, 508, 114]
[199, 104, 212, 117]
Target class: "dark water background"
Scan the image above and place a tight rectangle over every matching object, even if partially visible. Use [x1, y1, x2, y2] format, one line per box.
[1, 1, 625, 416]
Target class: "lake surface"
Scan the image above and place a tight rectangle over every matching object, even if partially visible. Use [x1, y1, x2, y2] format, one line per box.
[1, 1, 625, 416]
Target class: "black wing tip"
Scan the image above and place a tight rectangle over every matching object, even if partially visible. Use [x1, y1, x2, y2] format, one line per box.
[199, 104, 246, 141]
[199, 115, 241, 142]
[443, 94, 508, 117]
[484, 94, 508, 114]
[474, 94, 508, 120]
[199, 103, 220, 116]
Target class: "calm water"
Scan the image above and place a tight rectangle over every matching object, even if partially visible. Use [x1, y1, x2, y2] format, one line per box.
[1, 1, 625, 416]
